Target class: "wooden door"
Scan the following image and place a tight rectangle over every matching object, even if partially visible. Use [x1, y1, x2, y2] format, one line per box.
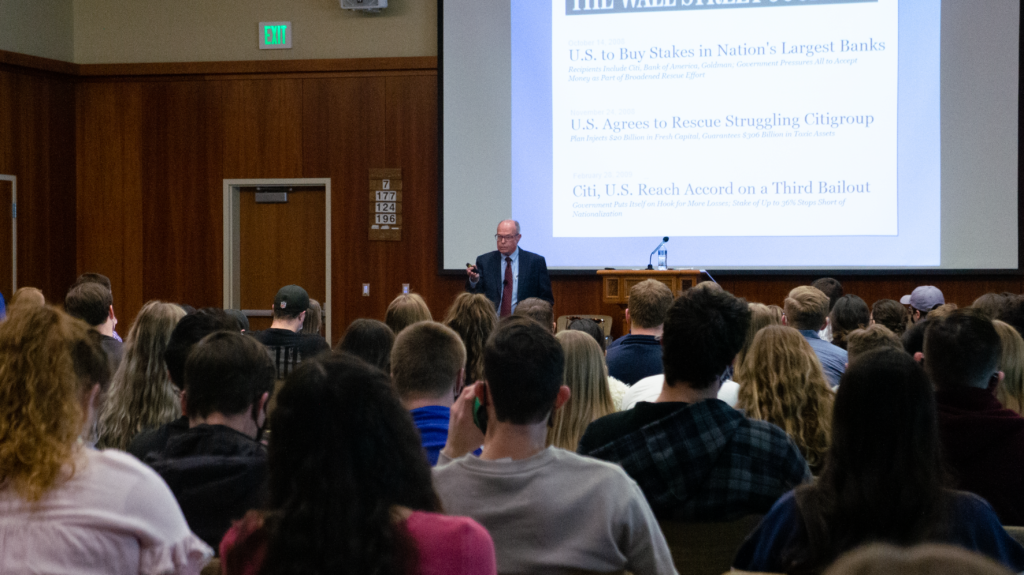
[0, 181, 13, 302]
[239, 187, 326, 332]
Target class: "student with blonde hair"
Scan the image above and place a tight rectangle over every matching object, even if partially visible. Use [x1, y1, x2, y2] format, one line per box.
[994, 319, 1024, 414]
[0, 306, 211, 573]
[784, 285, 847, 387]
[98, 300, 186, 450]
[443, 292, 498, 383]
[384, 293, 432, 334]
[548, 330, 617, 451]
[735, 324, 834, 474]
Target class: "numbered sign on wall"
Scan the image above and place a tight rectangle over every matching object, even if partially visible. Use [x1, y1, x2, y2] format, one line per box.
[369, 168, 402, 241]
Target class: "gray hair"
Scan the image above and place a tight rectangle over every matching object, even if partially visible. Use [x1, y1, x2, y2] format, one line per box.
[499, 219, 521, 235]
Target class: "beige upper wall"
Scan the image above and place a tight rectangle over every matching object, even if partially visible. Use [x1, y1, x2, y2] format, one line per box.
[73, 0, 436, 64]
[0, 0, 74, 61]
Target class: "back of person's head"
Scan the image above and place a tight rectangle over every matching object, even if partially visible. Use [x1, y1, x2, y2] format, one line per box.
[72, 273, 112, 292]
[484, 316, 565, 424]
[829, 295, 871, 349]
[811, 277, 844, 311]
[513, 297, 554, 332]
[628, 279, 675, 329]
[735, 324, 833, 471]
[789, 348, 947, 573]
[64, 282, 112, 327]
[385, 293, 432, 334]
[973, 293, 1009, 321]
[549, 330, 615, 450]
[0, 306, 110, 502]
[223, 308, 249, 332]
[8, 287, 45, 316]
[662, 287, 750, 389]
[184, 331, 275, 419]
[846, 324, 904, 363]
[97, 300, 186, 450]
[336, 318, 396, 373]
[391, 322, 466, 402]
[997, 294, 1024, 338]
[927, 303, 959, 320]
[902, 317, 929, 355]
[443, 293, 498, 383]
[993, 319, 1024, 414]
[824, 543, 1013, 575]
[272, 285, 309, 321]
[736, 302, 784, 366]
[302, 299, 322, 335]
[871, 299, 909, 337]
[241, 353, 439, 575]
[784, 286, 830, 331]
[566, 317, 606, 352]
[923, 310, 1001, 391]
[164, 308, 238, 389]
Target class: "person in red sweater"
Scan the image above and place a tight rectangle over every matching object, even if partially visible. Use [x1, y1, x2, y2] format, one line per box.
[219, 353, 496, 575]
[919, 310, 1024, 526]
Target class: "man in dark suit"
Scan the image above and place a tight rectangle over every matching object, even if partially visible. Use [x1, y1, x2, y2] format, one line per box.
[466, 219, 553, 317]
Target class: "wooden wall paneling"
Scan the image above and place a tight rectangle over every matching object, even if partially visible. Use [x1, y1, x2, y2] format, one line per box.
[222, 79, 304, 179]
[76, 81, 145, 329]
[139, 81, 224, 311]
[302, 77, 386, 343]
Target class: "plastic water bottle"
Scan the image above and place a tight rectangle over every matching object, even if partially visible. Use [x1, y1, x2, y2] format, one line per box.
[657, 247, 668, 270]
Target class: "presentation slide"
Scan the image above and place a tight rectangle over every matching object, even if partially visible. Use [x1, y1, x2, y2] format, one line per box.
[552, 0, 898, 238]
[442, 0, 1020, 271]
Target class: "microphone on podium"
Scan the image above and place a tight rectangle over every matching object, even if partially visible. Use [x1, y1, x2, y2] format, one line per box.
[647, 237, 670, 270]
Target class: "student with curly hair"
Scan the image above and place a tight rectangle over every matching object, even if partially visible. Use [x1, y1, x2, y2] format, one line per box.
[220, 353, 496, 575]
[735, 325, 834, 474]
[98, 300, 186, 450]
[0, 306, 211, 574]
[443, 292, 498, 383]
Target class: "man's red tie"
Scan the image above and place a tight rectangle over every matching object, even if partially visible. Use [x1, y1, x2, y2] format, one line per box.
[499, 256, 514, 317]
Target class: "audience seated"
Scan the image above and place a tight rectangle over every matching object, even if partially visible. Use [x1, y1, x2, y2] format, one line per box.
[250, 285, 330, 379]
[845, 324, 904, 363]
[146, 331, 275, 550]
[512, 296, 555, 332]
[828, 295, 870, 350]
[65, 281, 123, 372]
[784, 286, 847, 387]
[97, 300, 186, 450]
[0, 306, 211, 573]
[391, 321, 468, 466]
[548, 330, 617, 450]
[974, 292, 1010, 321]
[929, 303, 960, 320]
[7, 286, 45, 317]
[902, 317, 929, 355]
[579, 287, 810, 521]
[607, 279, 674, 385]
[733, 348, 1024, 573]
[824, 543, 1014, 575]
[223, 308, 249, 332]
[335, 317, 395, 372]
[385, 293, 432, 334]
[870, 298, 909, 337]
[734, 325, 834, 474]
[443, 292, 498, 383]
[301, 298, 322, 335]
[567, 317, 629, 409]
[998, 294, 1024, 338]
[993, 319, 1024, 414]
[922, 310, 1024, 525]
[901, 285, 945, 324]
[220, 353, 496, 575]
[72, 273, 123, 341]
[434, 316, 676, 574]
[811, 277, 844, 342]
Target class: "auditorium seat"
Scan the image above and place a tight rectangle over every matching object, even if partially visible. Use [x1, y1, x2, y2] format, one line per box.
[556, 314, 613, 339]
[200, 557, 221, 575]
[658, 515, 763, 575]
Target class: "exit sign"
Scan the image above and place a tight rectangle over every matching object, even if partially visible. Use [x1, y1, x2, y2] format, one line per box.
[258, 22, 292, 50]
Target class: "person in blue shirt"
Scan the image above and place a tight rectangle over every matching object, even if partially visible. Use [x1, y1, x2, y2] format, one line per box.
[783, 285, 847, 387]
[606, 279, 674, 385]
[391, 321, 473, 465]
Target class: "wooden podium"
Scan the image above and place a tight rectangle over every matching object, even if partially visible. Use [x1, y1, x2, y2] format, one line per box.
[597, 269, 703, 304]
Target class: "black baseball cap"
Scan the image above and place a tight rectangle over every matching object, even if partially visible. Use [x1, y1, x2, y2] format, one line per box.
[274, 285, 309, 314]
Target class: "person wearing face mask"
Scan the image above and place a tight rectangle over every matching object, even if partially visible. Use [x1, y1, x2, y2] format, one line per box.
[146, 330, 276, 552]
[0, 306, 212, 574]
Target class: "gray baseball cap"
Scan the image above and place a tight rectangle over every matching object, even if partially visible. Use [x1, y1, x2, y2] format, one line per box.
[900, 286, 945, 311]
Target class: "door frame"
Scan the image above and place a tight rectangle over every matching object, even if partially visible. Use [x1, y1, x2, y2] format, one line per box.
[222, 178, 332, 343]
[0, 175, 16, 296]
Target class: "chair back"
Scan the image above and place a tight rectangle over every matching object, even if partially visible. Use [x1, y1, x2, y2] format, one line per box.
[556, 314, 614, 345]
[200, 557, 221, 575]
[658, 515, 763, 575]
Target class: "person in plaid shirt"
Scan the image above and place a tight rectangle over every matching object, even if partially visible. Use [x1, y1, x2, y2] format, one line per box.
[578, 285, 811, 521]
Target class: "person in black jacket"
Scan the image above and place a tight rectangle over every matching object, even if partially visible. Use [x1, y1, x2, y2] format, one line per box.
[146, 330, 275, 551]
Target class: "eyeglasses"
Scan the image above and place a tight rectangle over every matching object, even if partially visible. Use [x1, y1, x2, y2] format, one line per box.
[495, 234, 519, 242]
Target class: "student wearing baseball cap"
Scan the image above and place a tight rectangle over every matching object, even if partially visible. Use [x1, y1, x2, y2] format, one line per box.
[901, 286, 945, 323]
[250, 285, 330, 379]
